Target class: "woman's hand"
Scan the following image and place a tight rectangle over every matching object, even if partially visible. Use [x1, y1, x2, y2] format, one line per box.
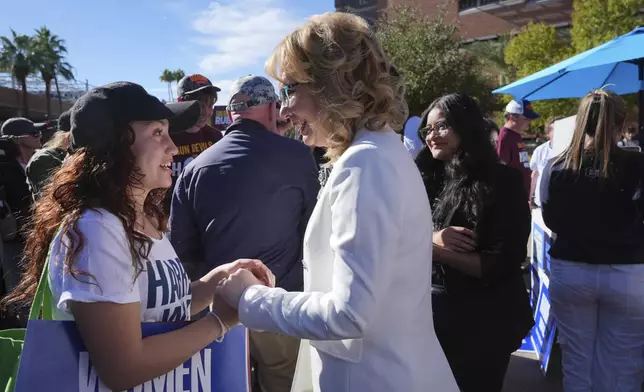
[191, 259, 274, 316]
[208, 258, 275, 287]
[218, 269, 265, 309]
[433, 226, 477, 253]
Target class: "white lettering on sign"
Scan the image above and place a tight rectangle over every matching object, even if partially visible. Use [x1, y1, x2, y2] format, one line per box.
[78, 349, 212, 392]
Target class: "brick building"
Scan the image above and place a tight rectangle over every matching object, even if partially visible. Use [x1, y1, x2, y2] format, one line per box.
[335, 0, 574, 40]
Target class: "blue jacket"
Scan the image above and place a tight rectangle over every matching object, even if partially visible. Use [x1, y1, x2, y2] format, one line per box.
[169, 118, 320, 291]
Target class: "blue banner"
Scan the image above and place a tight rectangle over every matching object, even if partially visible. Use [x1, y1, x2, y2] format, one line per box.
[16, 320, 250, 392]
[531, 281, 556, 375]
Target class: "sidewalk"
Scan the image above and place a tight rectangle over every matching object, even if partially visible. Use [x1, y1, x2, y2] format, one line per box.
[503, 351, 563, 392]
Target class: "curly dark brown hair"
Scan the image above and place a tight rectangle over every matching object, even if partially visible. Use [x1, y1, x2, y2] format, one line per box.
[1, 124, 168, 309]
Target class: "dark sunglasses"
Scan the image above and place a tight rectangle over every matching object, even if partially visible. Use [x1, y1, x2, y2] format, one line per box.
[279, 83, 299, 106]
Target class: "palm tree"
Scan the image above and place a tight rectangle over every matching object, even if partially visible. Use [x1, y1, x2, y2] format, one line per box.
[0, 29, 35, 117]
[172, 69, 185, 100]
[173, 69, 185, 83]
[32, 26, 74, 118]
[159, 69, 174, 101]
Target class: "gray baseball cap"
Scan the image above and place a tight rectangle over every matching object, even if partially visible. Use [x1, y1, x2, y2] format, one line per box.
[228, 75, 279, 112]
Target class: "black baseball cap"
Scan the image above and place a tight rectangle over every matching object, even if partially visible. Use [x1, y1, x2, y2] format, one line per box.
[177, 74, 221, 98]
[167, 100, 201, 133]
[1, 117, 42, 137]
[70, 82, 200, 153]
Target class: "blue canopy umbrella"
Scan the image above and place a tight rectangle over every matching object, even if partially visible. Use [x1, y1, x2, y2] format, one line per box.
[493, 26, 644, 132]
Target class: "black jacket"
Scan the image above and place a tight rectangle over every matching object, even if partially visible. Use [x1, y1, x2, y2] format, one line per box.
[0, 140, 32, 242]
[416, 147, 533, 351]
[542, 149, 644, 265]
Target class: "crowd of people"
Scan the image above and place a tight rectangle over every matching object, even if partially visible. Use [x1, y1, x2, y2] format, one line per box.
[0, 10, 643, 392]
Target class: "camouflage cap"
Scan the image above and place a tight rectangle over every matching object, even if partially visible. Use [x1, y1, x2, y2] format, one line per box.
[228, 75, 278, 112]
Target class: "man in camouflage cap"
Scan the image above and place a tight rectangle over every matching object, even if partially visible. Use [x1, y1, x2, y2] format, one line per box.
[169, 74, 319, 392]
[227, 74, 279, 114]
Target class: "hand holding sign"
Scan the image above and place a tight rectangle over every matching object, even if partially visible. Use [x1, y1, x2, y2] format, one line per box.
[218, 269, 266, 309]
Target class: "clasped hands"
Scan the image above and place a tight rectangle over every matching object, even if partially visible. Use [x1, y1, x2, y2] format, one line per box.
[433, 226, 477, 253]
[208, 258, 275, 331]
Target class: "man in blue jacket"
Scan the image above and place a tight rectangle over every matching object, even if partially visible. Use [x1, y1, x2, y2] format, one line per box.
[169, 75, 319, 392]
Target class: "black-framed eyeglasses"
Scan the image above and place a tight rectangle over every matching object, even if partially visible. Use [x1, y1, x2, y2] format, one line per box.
[279, 83, 299, 107]
[419, 120, 450, 139]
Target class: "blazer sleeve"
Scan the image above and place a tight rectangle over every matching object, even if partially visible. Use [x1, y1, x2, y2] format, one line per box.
[478, 167, 531, 283]
[238, 148, 400, 340]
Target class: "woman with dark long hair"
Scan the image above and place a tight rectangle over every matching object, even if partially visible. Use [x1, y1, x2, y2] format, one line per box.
[1, 82, 271, 391]
[540, 89, 644, 391]
[415, 93, 533, 391]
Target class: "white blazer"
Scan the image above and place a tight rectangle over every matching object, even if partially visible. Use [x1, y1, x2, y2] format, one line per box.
[238, 128, 459, 392]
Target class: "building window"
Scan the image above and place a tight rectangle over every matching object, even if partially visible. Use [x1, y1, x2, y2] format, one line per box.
[459, 0, 502, 12]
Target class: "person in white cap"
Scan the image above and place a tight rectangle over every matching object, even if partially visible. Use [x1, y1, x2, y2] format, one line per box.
[498, 99, 540, 199]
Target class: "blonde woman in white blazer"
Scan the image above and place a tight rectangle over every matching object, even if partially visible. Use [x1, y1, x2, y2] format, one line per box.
[218, 12, 459, 392]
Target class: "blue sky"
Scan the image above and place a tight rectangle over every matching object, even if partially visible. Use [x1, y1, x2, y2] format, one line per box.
[0, 0, 332, 101]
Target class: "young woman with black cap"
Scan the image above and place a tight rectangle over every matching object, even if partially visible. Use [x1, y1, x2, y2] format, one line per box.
[1, 82, 273, 391]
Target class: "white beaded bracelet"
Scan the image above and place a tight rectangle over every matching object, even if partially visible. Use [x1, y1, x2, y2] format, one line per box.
[208, 311, 230, 343]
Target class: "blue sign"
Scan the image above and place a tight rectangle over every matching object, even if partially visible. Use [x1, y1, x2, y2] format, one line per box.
[543, 232, 552, 277]
[16, 321, 250, 392]
[531, 281, 556, 374]
[533, 224, 545, 272]
[522, 209, 558, 374]
[530, 264, 540, 309]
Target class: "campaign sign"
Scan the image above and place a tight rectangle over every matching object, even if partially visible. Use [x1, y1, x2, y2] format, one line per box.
[16, 321, 250, 392]
[532, 223, 545, 272]
[530, 263, 540, 309]
[517, 337, 535, 353]
[543, 231, 552, 277]
[530, 281, 557, 375]
[212, 106, 231, 130]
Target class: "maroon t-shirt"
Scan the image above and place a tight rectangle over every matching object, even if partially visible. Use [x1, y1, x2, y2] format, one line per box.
[170, 125, 222, 181]
[164, 125, 222, 213]
[497, 126, 531, 197]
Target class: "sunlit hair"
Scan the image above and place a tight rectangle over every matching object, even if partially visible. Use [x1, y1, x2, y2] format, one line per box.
[1, 124, 167, 309]
[43, 131, 73, 151]
[556, 89, 627, 179]
[266, 12, 408, 162]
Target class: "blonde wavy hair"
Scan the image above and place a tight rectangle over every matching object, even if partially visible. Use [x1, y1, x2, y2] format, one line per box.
[43, 130, 73, 151]
[266, 12, 408, 162]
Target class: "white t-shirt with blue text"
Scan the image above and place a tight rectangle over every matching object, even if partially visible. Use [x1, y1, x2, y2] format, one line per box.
[48, 208, 192, 322]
